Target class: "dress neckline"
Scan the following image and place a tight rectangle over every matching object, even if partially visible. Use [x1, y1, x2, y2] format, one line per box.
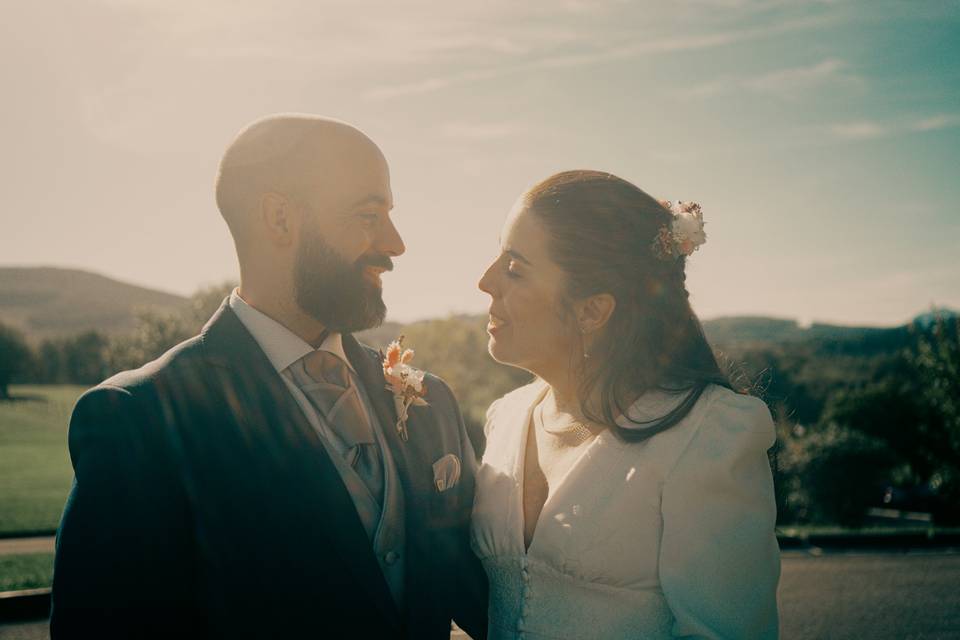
[515, 384, 606, 555]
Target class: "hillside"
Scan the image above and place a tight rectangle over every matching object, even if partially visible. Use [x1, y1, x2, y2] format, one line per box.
[0, 267, 188, 339]
[425, 313, 934, 352]
[2, 265, 953, 349]
[701, 316, 920, 352]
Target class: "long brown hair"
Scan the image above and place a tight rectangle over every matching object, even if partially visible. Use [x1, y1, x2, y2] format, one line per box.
[524, 170, 733, 442]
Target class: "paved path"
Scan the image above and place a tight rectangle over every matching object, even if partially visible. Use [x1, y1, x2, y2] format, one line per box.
[2, 551, 959, 639]
[779, 550, 960, 639]
[0, 539, 54, 558]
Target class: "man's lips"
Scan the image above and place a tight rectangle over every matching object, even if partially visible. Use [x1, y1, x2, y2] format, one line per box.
[362, 266, 387, 285]
[363, 265, 389, 276]
[358, 255, 394, 272]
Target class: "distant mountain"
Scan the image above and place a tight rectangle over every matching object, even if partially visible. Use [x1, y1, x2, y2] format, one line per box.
[701, 314, 941, 350]
[0, 267, 188, 339]
[2, 265, 949, 349]
[701, 316, 804, 345]
[372, 313, 930, 353]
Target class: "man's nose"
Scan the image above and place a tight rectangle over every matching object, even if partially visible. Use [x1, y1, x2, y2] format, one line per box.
[376, 215, 405, 257]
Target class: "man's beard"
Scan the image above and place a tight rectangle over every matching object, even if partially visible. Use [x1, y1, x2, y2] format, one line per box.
[293, 228, 390, 334]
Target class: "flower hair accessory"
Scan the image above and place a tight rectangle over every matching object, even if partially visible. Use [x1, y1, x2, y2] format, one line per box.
[381, 336, 429, 441]
[652, 200, 707, 260]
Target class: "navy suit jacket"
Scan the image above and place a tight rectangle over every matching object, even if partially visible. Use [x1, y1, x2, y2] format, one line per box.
[51, 300, 488, 639]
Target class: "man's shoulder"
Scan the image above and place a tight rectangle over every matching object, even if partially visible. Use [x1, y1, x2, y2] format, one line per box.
[99, 333, 208, 395]
[71, 334, 219, 439]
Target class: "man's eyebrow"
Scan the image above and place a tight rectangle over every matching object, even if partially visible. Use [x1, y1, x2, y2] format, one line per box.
[350, 195, 393, 210]
[506, 249, 532, 266]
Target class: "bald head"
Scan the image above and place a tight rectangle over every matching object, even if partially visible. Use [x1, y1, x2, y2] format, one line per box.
[213, 113, 403, 338]
[215, 114, 390, 244]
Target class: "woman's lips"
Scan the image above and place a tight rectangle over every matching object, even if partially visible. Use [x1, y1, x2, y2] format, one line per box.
[487, 312, 508, 334]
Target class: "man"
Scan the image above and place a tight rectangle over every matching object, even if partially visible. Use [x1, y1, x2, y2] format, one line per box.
[51, 114, 488, 638]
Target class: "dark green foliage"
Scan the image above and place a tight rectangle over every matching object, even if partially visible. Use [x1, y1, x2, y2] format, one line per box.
[20, 283, 236, 385]
[107, 282, 236, 372]
[0, 322, 32, 398]
[35, 331, 111, 384]
[791, 425, 899, 527]
[752, 318, 960, 526]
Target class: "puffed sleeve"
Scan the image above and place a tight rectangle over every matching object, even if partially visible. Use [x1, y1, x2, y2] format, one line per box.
[483, 397, 502, 438]
[659, 390, 780, 639]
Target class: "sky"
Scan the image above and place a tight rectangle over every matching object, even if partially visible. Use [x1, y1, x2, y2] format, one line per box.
[2, 0, 958, 326]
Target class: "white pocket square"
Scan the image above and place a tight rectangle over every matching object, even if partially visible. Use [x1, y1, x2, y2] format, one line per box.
[432, 453, 461, 492]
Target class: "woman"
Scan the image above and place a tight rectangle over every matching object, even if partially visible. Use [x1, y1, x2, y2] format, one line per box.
[471, 170, 780, 639]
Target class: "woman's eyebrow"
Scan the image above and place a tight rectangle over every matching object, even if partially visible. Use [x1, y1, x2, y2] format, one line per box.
[505, 248, 532, 266]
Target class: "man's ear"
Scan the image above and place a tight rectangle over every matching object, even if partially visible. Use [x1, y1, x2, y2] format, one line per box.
[260, 192, 296, 247]
[577, 293, 617, 335]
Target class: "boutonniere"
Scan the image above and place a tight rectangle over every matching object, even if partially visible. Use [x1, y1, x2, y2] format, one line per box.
[381, 336, 429, 441]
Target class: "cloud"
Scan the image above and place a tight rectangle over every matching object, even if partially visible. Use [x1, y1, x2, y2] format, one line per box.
[674, 58, 858, 99]
[367, 15, 835, 100]
[908, 114, 960, 132]
[829, 114, 960, 141]
[830, 121, 889, 140]
[745, 58, 848, 92]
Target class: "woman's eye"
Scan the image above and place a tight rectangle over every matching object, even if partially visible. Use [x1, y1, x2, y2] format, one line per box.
[506, 260, 522, 279]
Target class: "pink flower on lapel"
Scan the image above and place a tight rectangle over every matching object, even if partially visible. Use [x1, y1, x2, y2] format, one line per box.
[380, 336, 429, 442]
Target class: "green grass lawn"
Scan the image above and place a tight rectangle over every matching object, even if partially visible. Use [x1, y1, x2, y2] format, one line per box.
[0, 385, 87, 536]
[0, 552, 55, 591]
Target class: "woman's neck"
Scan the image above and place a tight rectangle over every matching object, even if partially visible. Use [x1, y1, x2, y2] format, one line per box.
[536, 364, 595, 427]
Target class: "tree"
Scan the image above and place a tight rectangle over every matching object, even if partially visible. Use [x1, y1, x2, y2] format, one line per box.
[62, 331, 110, 384]
[106, 282, 237, 373]
[37, 339, 66, 383]
[792, 424, 899, 526]
[907, 318, 960, 523]
[818, 319, 960, 524]
[0, 322, 32, 399]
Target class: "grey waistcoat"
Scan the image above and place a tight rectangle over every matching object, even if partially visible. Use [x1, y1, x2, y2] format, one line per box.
[314, 380, 407, 609]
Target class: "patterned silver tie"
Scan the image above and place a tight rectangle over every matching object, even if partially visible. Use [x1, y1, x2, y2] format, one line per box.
[289, 349, 384, 506]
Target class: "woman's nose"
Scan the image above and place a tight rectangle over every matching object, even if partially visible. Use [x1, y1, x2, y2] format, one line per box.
[478, 262, 497, 296]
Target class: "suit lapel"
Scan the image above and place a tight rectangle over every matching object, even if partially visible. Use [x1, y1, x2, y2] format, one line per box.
[342, 335, 437, 500]
[200, 301, 402, 629]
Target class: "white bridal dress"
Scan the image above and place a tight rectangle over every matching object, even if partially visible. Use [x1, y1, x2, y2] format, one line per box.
[471, 381, 780, 640]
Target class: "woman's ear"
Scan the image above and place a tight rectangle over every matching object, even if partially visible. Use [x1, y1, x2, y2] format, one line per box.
[577, 293, 616, 335]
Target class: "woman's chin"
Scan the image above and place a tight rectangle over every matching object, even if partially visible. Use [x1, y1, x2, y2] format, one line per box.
[487, 337, 522, 368]
[487, 336, 508, 362]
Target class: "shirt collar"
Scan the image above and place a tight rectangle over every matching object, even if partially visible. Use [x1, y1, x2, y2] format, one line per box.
[228, 288, 352, 373]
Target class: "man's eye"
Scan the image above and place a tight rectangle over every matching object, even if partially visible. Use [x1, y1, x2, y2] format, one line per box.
[357, 213, 379, 225]
[506, 260, 522, 279]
